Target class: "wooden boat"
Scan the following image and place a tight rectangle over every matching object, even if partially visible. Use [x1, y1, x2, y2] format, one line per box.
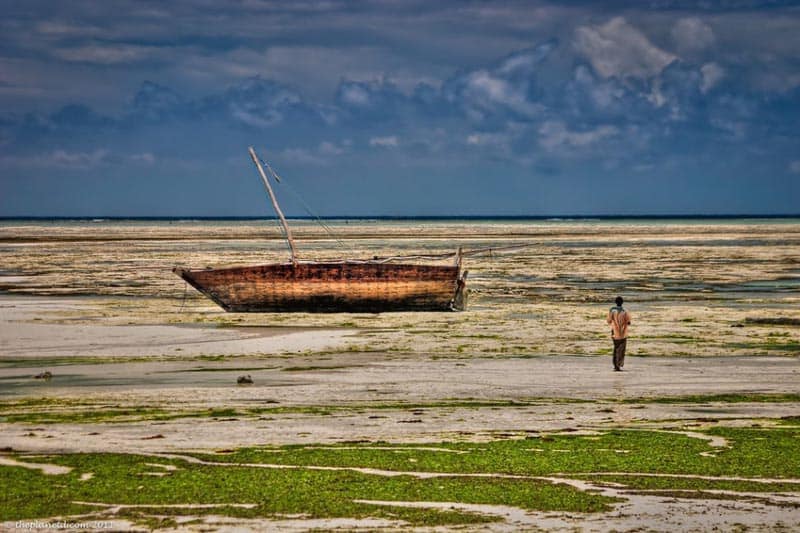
[173, 148, 467, 313]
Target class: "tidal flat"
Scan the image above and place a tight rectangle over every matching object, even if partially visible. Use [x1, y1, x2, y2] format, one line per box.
[1, 218, 799, 530]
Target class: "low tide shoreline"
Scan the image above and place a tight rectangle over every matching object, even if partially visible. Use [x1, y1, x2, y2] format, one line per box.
[1, 219, 799, 531]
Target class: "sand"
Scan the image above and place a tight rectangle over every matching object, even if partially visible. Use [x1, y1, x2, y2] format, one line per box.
[3, 295, 800, 530]
[1, 219, 800, 530]
[0, 296, 356, 359]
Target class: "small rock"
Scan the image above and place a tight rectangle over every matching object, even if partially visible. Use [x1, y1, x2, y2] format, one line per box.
[237, 375, 253, 385]
[33, 371, 52, 380]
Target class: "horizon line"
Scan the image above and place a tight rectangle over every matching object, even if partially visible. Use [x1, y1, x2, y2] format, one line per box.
[2, 214, 799, 221]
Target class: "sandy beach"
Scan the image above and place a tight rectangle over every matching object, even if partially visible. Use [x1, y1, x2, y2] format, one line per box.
[1, 218, 799, 531]
[2, 291, 799, 454]
[0, 296, 355, 359]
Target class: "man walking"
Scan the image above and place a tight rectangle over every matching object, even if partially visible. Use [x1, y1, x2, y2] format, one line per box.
[607, 296, 631, 371]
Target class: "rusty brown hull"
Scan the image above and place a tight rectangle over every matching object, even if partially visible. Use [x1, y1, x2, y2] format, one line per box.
[173, 262, 460, 312]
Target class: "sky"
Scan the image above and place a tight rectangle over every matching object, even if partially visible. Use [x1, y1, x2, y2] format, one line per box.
[1, 0, 799, 217]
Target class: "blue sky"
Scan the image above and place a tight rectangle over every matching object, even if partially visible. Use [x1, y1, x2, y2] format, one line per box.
[1, 0, 799, 216]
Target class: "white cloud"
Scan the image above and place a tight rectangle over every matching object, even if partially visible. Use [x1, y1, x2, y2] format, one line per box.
[574, 17, 676, 80]
[572, 65, 626, 110]
[495, 41, 556, 77]
[229, 107, 282, 128]
[700, 62, 725, 94]
[130, 152, 155, 165]
[538, 121, 618, 151]
[221, 79, 304, 128]
[281, 148, 325, 165]
[369, 136, 399, 148]
[1, 149, 109, 169]
[50, 148, 109, 168]
[467, 133, 493, 145]
[465, 131, 515, 158]
[671, 18, 715, 53]
[466, 131, 511, 149]
[319, 141, 344, 155]
[52, 44, 157, 64]
[36, 21, 106, 38]
[262, 46, 426, 94]
[790, 161, 800, 174]
[176, 45, 435, 101]
[467, 71, 513, 101]
[339, 84, 371, 106]
[459, 70, 541, 118]
[281, 140, 351, 164]
[647, 78, 667, 108]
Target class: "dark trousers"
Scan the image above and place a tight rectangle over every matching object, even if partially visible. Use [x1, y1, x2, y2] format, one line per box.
[613, 338, 627, 369]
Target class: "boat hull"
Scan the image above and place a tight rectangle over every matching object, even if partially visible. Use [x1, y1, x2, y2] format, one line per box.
[173, 262, 461, 312]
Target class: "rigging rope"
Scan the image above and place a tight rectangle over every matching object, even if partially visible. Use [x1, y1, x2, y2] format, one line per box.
[260, 155, 355, 254]
[255, 156, 296, 257]
[177, 279, 189, 313]
[254, 151, 539, 264]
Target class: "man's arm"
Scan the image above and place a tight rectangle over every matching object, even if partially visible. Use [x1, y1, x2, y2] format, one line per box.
[606, 310, 613, 325]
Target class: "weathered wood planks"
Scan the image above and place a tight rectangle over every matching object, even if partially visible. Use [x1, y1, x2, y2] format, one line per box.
[174, 262, 461, 312]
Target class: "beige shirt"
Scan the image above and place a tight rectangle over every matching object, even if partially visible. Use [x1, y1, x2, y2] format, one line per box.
[607, 307, 631, 339]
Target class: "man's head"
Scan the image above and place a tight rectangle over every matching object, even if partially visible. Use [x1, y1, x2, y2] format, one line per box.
[615, 296, 624, 306]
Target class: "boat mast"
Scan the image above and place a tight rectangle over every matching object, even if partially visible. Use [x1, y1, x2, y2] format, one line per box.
[248, 146, 298, 264]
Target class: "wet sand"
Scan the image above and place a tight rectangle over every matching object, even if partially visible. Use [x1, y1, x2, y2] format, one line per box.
[1, 219, 799, 530]
[3, 351, 800, 454]
[0, 296, 354, 359]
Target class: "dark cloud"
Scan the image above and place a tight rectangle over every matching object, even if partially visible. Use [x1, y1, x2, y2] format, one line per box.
[1, 1, 798, 215]
[130, 81, 189, 122]
[203, 77, 308, 128]
[334, 78, 410, 120]
[442, 41, 556, 126]
[51, 104, 114, 128]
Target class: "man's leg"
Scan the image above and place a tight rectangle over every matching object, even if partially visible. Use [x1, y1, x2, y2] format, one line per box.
[612, 339, 622, 370]
[617, 338, 627, 369]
